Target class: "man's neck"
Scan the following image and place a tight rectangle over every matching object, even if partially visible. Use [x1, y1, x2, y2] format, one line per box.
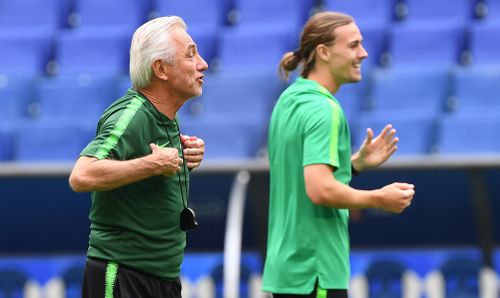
[137, 88, 182, 120]
[307, 68, 340, 94]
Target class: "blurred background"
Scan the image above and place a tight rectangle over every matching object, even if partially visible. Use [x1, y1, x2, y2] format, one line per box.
[0, 0, 500, 297]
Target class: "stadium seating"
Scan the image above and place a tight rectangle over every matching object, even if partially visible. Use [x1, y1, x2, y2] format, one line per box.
[356, 24, 388, 68]
[388, 22, 466, 67]
[334, 73, 371, 120]
[324, 0, 396, 27]
[368, 67, 450, 116]
[438, 113, 500, 154]
[231, 0, 312, 32]
[353, 112, 437, 155]
[450, 66, 500, 114]
[34, 75, 118, 122]
[54, 28, 131, 76]
[425, 256, 498, 298]
[218, 27, 294, 72]
[401, 0, 474, 25]
[70, 0, 149, 30]
[0, 269, 29, 297]
[0, 123, 14, 161]
[14, 120, 95, 162]
[153, 0, 224, 33]
[469, 21, 500, 66]
[482, 0, 500, 20]
[0, 0, 70, 32]
[0, 76, 34, 120]
[0, 30, 52, 76]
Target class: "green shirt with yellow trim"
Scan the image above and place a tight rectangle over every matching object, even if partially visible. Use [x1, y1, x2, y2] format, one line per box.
[80, 88, 188, 280]
[262, 77, 353, 293]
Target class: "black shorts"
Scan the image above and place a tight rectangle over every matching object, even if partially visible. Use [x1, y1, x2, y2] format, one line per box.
[82, 257, 182, 298]
[273, 279, 348, 298]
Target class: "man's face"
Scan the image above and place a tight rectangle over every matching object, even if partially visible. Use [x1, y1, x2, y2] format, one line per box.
[325, 23, 368, 85]
[165, 27, 208, 99]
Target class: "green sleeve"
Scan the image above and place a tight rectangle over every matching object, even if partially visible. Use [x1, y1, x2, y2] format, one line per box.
[302, 100, 342, 169]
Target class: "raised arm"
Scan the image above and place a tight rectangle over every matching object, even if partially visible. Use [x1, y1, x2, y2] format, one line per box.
[352, 124, 399, 173]
[69, 144, 182, 193]
[304, 164, 414, 213]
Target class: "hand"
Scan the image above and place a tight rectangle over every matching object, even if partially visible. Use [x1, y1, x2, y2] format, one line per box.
[180, 134, 205, 170]
[377, 182, 415, 213]
[352, 124, 398, 172]
[149, 143, 183, 176]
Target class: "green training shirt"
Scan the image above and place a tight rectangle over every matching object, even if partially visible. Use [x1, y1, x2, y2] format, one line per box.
[262, 77, 353, 293]
[80, 88, 188, 280]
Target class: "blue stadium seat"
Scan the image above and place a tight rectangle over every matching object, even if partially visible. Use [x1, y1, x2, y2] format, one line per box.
[55, 28, 130, 75]
[0, 76, 34, 120]
[356, 24, 388, 68]
[334, 72, 371, 120]
[483, 0, 500, 20]
[388, 22, 466, 67]
[62, 265, 85, 298]
[469, 22, 500, 66]
[188, 29, 217, 68]
[180, 118, 265, 160]
[438, 113, 500, 154]
[440, 257, 482, 298]
[365, 260, 406, 298]
[232, 0, 312, 31]
[182, 71, 285, 122]
[324, 0, 396, 27]
[0, 123, 14, 161]
[353, 113, 436, 155]
[153, 0, 224, 33]
[218, 27, 294, 72]
[369, 67, 450, 116]
[402, 0, 474, 25]
[34, 75, 118, 122]
[0, 30, 52, 76]
[0, 0, 70, 32]
[0, 269, 28, 297]
[450, 66, 500, 114]
[14, 120, 95, 161]
[71, 0, 149, 30]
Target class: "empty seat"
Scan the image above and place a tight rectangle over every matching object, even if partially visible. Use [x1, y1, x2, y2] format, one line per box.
[14, 120, 95, 161]
[0, 123, 14, 161]
[0, 76, 34, 120]
[438, 113, 500, 154]
[153, 0, 224, 33]
[0, 30, 52, 76]
[232, 0, 312, 31]
[218, 27, 294, 72]
[334, 72, 371, 120]
[366, 260, 406, 298]
[34, 75, 118, 122]
[469, 22, 500, 66]
[450, 66, 500, 114]
[483, 0, 500, 20]
[369, 67, 450, 116]
[183, 71, 285, 122]
[71, 0, 149, 30]
[55, 28, 130, 75]
[388, 22, 466, 67]
[402, 0, 474, 25]
[324, 0, 396, 27]
[356, 24, 388, 68]
[180, 118, 265, 160]
[354, 113, 436, 155]
[0, 0, 70, 32]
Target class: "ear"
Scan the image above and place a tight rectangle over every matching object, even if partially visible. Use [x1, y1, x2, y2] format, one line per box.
[152, 59, 169, 81]
[315, 44, 330, 63]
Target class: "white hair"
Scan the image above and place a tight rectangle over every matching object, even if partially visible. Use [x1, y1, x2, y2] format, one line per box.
[130, 16, 187, 89]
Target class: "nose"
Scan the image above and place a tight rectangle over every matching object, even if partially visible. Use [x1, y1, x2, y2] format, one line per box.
[197, 55, 209, 72]
[359, 45, 368, 60]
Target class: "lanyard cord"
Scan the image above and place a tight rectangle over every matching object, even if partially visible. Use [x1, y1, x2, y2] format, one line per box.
[163, 119, 189, 209]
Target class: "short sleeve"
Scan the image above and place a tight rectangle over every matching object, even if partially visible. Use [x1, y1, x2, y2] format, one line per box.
[302, 99, 342, 169]
[80, 108, 148, 160]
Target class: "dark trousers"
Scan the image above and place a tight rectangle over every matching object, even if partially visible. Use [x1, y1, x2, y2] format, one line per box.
[82, 257, 182, 298]
[273, 290, 348, 298]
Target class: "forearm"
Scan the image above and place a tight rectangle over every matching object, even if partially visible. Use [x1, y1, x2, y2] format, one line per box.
[313, 179, 381, 209]
[69, 156, 161, 192]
